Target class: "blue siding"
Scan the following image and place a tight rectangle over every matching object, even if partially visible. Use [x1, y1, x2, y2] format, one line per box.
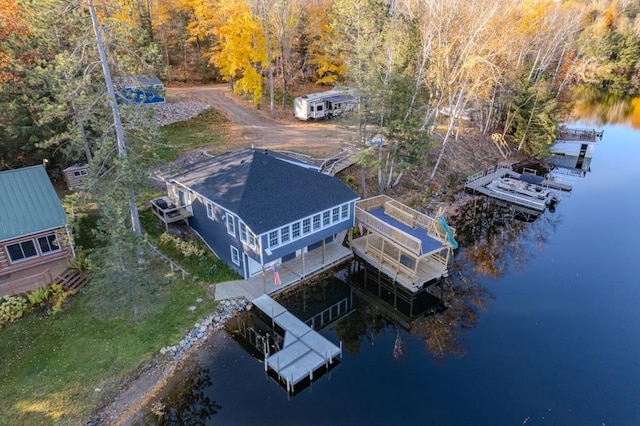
[188, 199, 244, 277]
[188, 198, 356, 279]
[261, 202, 355, 264]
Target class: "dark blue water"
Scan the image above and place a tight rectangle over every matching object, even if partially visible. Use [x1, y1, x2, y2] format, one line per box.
[149, 123, 640, 425]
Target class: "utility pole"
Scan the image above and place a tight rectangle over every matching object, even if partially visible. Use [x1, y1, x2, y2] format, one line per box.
[87, 0, 142, 235]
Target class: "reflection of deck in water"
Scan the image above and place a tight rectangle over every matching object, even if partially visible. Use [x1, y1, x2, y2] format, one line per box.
[252, 294, 343, 394]
[348, 260, 445, 330]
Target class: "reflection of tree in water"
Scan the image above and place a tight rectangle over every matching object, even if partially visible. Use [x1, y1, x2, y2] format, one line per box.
[333, 297, 390, 356]
[153, 364, 221, 426]
[451, 196, 560, 278]
[411, 272, 492, 359]
[571, 84, 640, 128]
[337, 196, 561, 360]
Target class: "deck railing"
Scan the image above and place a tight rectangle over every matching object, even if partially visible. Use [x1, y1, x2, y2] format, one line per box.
[355, 207, 422, 255]
[0, 269, 53, 296]
[150, 197, 193, 226]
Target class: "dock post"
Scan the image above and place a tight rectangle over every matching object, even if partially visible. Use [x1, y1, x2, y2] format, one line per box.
[340, 341, 343, 358]
[309, 368, 313, 381]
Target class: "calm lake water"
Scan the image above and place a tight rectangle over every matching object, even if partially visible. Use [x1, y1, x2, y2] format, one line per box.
[144, 122, 640, 425]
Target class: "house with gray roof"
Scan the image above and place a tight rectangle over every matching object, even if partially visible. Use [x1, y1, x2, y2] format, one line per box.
[161, 149, 359, 279]
[0, 166, 74, 296]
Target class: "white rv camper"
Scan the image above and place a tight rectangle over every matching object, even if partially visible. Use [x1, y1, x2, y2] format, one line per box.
[293, 90, 355, 120]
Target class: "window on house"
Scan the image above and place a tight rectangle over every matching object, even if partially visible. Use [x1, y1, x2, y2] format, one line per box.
[226, 214, 235, 236]
[6, 240, 38, 263]
[332, 207, 340, 223]
[281, 226, 290, 243]
[206, 202, 214, 220]
[37, 234, 60, 254]
[230, 246, 240, 265]
[73, 170, 88, 177]
[248, 232, 256, 247]
[269, 230, 279, 248]
[240, 223, 248, 243]
[302, 218, 311, 235]
[323, 211, 331, 226]
[292, 222, 301, 239]
[313, 214, 321, 231]
[341, 204, 349, 219]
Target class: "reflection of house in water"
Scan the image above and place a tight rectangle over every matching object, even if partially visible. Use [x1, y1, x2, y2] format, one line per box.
[549, 126, 602, 176]
[227, 278, 353, 395]
[547, 154, 592, 177]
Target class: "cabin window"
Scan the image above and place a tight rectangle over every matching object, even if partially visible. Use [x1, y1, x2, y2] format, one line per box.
[226, 214, 236, 236]
[206, 202, 215, 220]
[292, 222, 301, 239]
[323, 211, 331, 226]
[317, 105, 323, 111]
[37, 234, 60, 255]
[313, 214, 321, 231]
[302, 218, 311, 235]
[332, 207, 340, 223]
[6, 240, 38, 263]
[341, 204, 349, 219]
[240, 223, 256, 248]
[73, 170, 88, 177]
[230, 246, 240, 266]
[281, 226, 290, 243]
[269, 230, 279, 248]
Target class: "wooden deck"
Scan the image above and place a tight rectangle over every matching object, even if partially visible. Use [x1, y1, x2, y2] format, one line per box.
[351, 234, 448, 292]
[214, 231, 353, 301]
[350, 195, 454, 293]
[252, 294, 342, 393]
[0, 253, 70, 297]
[150, 197, 193, 231]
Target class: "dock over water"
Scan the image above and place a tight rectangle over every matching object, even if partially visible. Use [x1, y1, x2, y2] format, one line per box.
[464, 163, 571, 211]
[252, 294, 342, 393]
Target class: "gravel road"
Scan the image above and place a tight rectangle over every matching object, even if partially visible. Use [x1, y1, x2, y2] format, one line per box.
[167, 85, 355, 157]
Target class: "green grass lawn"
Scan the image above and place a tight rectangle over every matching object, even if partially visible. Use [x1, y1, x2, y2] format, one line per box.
[0, 273, 218, 425]
[146, 108, 230, 164]
[0, 108, 240, 424]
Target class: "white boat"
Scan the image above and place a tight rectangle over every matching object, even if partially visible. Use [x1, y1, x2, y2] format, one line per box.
[486, 177, 559, 210]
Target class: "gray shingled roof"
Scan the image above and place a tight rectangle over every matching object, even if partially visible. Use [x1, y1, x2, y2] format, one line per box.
[0, 166, 68, 242]
[171, 149, 359, 235]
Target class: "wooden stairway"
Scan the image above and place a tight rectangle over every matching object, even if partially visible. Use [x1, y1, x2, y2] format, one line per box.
[58, 269, 91, 292]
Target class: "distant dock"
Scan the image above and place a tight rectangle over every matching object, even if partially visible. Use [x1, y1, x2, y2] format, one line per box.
[465, 163, 571, 211]
[557, 127, 603, 142]
[252, 294, 342, 393]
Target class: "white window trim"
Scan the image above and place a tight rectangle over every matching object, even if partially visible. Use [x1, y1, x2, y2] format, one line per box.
[226, 214, 236, 236]
[263, 202, 353, 249]
[230, 246, 240, 266]
[206, 202, 215, 220]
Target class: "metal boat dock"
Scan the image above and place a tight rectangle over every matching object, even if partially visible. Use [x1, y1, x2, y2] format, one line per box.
[465, 163, 571, 211]
[252, 294, 342, 393]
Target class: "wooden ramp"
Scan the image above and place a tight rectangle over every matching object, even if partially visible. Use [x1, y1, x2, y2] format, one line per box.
[253, 294, 342, 393]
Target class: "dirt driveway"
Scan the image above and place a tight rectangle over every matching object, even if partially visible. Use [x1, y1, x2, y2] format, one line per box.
[167, 85, 356, 158]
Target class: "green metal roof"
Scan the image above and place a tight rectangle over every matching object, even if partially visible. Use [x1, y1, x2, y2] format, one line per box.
[0, 166, 68, 242]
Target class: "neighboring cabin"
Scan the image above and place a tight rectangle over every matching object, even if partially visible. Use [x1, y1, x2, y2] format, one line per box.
[156, 149, 359, 279]
[0, 166, 74, 296]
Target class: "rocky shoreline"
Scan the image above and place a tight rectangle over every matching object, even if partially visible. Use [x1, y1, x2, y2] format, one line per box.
[91, 298, 249, 426]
